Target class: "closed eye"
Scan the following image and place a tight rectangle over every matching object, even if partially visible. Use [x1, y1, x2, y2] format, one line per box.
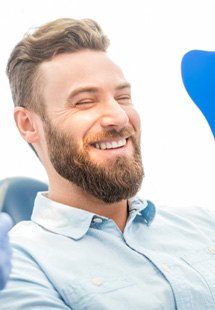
[75, 99, 95, 105]
[116, 95, 132, 105]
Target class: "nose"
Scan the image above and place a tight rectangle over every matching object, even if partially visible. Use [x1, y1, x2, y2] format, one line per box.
[99, 100, 129, 131]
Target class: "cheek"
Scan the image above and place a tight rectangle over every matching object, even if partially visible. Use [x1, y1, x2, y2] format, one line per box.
[127, 107, 141, 133]
[65, 111, 99, 143]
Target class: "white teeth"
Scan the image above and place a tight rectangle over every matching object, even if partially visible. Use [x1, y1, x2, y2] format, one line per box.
[118, 139, 125, 147]
[100, 143, 106, 150]
[112, 141, 118, 148]
[94, 139, 126, 150]
[106, 142, 112, 149]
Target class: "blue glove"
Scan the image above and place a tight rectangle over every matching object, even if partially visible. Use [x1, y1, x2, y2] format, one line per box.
[0, 213, 13, 290]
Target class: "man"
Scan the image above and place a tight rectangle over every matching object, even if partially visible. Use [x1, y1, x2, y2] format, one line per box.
[0, 212, 12, 290]
[0, 18, 215, 309]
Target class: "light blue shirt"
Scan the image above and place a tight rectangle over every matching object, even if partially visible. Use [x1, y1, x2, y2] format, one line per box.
[0, 192, 215, 309]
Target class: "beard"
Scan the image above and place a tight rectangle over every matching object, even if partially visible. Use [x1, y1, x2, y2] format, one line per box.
[43, 119, 144, 203]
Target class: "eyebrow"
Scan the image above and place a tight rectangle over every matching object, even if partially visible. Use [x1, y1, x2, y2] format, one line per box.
[66, 82, 131, 102]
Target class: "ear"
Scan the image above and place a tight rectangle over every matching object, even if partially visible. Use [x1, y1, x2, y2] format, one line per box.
[14, 107, 40, 144]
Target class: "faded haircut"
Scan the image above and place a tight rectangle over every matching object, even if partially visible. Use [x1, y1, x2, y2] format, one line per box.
[6, 18, 110, 118]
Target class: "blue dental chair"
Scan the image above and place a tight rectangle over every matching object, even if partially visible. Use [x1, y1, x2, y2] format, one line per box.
[181, 49, 215, 139]
[0, 176, 48, 226]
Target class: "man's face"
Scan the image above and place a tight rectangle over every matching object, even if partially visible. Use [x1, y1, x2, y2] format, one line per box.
[40, 50, 144, 203]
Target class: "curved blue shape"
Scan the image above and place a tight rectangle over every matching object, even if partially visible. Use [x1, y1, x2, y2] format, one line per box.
[181, 50, 215, 139]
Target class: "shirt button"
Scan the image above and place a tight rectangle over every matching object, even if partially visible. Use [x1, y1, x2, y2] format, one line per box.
[208, 246, 215, 255]
[162, 263, 170, 273]
[91, 277, 103, 286]
[93, 217, 103, 224]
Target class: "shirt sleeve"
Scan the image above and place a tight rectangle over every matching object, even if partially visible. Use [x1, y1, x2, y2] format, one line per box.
[0, 244, 72, 309]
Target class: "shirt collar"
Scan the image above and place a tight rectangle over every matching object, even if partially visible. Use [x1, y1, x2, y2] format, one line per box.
[31, 193, 94, 240]
[128, 196, 156, 225]
[31, 192, 156, 240]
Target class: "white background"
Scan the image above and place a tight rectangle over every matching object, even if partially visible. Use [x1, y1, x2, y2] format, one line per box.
[0, 0, 214, 208]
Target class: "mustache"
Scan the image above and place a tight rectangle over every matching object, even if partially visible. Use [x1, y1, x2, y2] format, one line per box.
[84, 127, 135, 145]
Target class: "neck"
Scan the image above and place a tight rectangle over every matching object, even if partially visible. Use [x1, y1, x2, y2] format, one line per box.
[48, 177, 129, 232]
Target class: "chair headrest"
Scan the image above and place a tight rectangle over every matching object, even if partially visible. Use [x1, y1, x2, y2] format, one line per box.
[0, 177, 48, 225]
[181, 49, 215, 139]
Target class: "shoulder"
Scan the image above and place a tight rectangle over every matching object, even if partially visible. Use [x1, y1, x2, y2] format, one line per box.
[10, 220, 43, 240]
[9, 220, 56, 255]
[156, 204, 215, 234]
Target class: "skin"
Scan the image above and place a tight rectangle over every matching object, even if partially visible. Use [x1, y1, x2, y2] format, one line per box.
[14, 50, 141, 231]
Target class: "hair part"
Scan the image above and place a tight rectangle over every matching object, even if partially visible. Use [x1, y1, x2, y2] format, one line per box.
[7, 18, 110, 117]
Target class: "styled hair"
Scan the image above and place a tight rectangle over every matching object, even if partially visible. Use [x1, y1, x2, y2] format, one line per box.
[6, 18, 110, 117]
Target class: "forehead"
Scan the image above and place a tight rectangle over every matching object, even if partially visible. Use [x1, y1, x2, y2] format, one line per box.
[39, 50, 128, 97]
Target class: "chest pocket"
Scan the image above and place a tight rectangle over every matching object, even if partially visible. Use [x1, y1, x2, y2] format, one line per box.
[61, 275, 136, 310]
[182, 246, 215, 299]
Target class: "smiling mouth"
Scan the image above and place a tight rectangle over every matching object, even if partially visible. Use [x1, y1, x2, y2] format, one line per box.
[92, 138, 127, 150]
